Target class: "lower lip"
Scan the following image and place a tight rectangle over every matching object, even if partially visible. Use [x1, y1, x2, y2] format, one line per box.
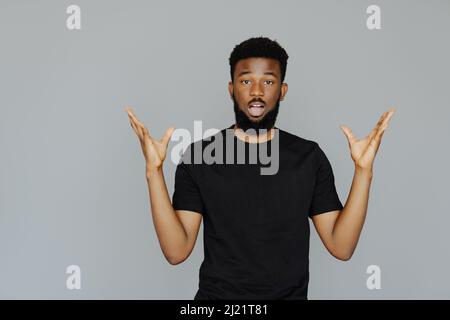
[248, 106, 265, 117]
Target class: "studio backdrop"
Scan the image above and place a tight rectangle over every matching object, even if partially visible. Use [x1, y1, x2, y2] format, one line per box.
[1, 0, 449, 299]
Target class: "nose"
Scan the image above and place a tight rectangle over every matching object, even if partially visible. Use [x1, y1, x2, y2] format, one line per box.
[250, 82, 264, 97]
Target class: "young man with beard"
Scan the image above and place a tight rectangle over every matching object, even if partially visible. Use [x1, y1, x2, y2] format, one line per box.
[125, 37, 395, 300]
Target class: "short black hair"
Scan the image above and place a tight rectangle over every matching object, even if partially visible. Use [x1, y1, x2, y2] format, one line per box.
[229, 36, 289, 83]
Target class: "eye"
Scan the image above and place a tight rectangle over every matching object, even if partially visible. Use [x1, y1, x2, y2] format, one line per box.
[264, 80, 274, 85]
[240, 79, 251, 85]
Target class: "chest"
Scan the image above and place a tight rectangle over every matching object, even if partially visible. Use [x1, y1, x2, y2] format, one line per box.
[196, 158, 315, 235]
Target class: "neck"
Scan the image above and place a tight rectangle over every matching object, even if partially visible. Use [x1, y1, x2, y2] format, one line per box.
[232, 124, 275, 143]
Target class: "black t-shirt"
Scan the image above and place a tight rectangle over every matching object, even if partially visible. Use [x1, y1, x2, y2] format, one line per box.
[172, 124, 343, 300]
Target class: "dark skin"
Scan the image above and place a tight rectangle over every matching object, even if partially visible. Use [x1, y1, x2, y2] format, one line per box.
[228, 57, 288, 142]
[125, 56, 395, 264]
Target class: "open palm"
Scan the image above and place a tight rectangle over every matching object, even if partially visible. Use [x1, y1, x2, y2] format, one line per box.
[125, 106, 175, 169]
[340, 109, 395, 170]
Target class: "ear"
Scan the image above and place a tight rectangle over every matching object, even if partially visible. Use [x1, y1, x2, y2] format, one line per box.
[279, 82, 288, 101]
[228, 81, 234, 100]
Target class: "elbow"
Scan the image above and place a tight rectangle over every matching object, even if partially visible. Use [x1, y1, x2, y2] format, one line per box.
[334, 253, 352, 261]
[164, 242, 192, 265]
[331, 249, 353, 261]
[165, 251, 188, 266]
[167, 256, 186, 265]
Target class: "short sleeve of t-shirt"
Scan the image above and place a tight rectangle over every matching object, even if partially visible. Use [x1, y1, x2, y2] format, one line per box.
[309, 143, 344, 218]
[172, 162, 205, 215]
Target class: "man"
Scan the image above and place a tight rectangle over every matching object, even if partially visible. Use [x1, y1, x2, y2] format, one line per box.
[125, 37, 395, 300]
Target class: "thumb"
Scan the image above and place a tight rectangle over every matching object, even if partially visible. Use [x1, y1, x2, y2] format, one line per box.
[161, 126, 176, 147]
[340, 125, 356, 144]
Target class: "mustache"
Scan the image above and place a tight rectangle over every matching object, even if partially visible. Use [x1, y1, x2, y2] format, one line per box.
[249, 98, 265, 104]
[232, 94, 281, 133]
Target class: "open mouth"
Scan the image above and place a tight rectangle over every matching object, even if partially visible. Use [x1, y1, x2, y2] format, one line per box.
[248, 102, 265, 117]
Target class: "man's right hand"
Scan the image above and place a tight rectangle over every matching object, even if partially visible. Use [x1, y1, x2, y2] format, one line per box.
[125, 106, 175, 173]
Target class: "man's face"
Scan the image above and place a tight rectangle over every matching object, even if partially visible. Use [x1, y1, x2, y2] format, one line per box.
[228, 57, 288, 132]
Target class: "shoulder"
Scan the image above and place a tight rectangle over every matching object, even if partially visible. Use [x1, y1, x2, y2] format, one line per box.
[277, 128, 318, 153]
[177, 127, 225, 167]
[276, 129, 336, 169]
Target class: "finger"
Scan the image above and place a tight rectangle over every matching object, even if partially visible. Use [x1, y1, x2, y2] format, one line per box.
[125, 108, 147, 130]
[129, 116, 143, 140]
[125, 105, 135, 114]
[370, 132, 385, 155]
[340, 125, 357, 145]
[127, 110, 144, 128]
[128, 115, 138, 134]
[382, 108, 395, 127]
[142, 127, 154, 149]
[373, 121, 389, 146]
[368, 108, 396, 142]
[377, 108, 395, 128]
[161, 126, 175, 147]
[367, 111, 389, 141]
[373, 109, 395, 139]
[128, 114, 145, 140]
[127, 110, 153, 141]
[368, 135, 381, 154]
[371, 120, 390, 148]
[144, 125, 154, 141]
[125, 106, 137, 119]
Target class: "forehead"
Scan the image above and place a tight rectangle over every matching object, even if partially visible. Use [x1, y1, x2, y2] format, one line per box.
[234, 57, 281, 76]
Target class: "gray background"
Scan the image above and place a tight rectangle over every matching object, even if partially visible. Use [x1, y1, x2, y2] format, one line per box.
[1, 0, 449, 299]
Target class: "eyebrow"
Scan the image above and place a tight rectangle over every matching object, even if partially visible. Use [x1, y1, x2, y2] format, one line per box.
[237, 70, 278, 78]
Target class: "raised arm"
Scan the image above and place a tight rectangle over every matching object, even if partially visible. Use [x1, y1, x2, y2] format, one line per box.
[312, 108, 395, 261]
[125, 106, 202, 265]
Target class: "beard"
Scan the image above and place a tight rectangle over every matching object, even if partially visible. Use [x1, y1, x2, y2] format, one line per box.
[232, 93, 281, 135]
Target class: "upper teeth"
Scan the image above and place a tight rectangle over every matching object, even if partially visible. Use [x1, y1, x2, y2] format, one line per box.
[251, 104, 263, 107]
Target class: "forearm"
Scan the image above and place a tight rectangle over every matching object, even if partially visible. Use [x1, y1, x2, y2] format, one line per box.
[146, 167, 188, 264]
[331, 166, 373, 259]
